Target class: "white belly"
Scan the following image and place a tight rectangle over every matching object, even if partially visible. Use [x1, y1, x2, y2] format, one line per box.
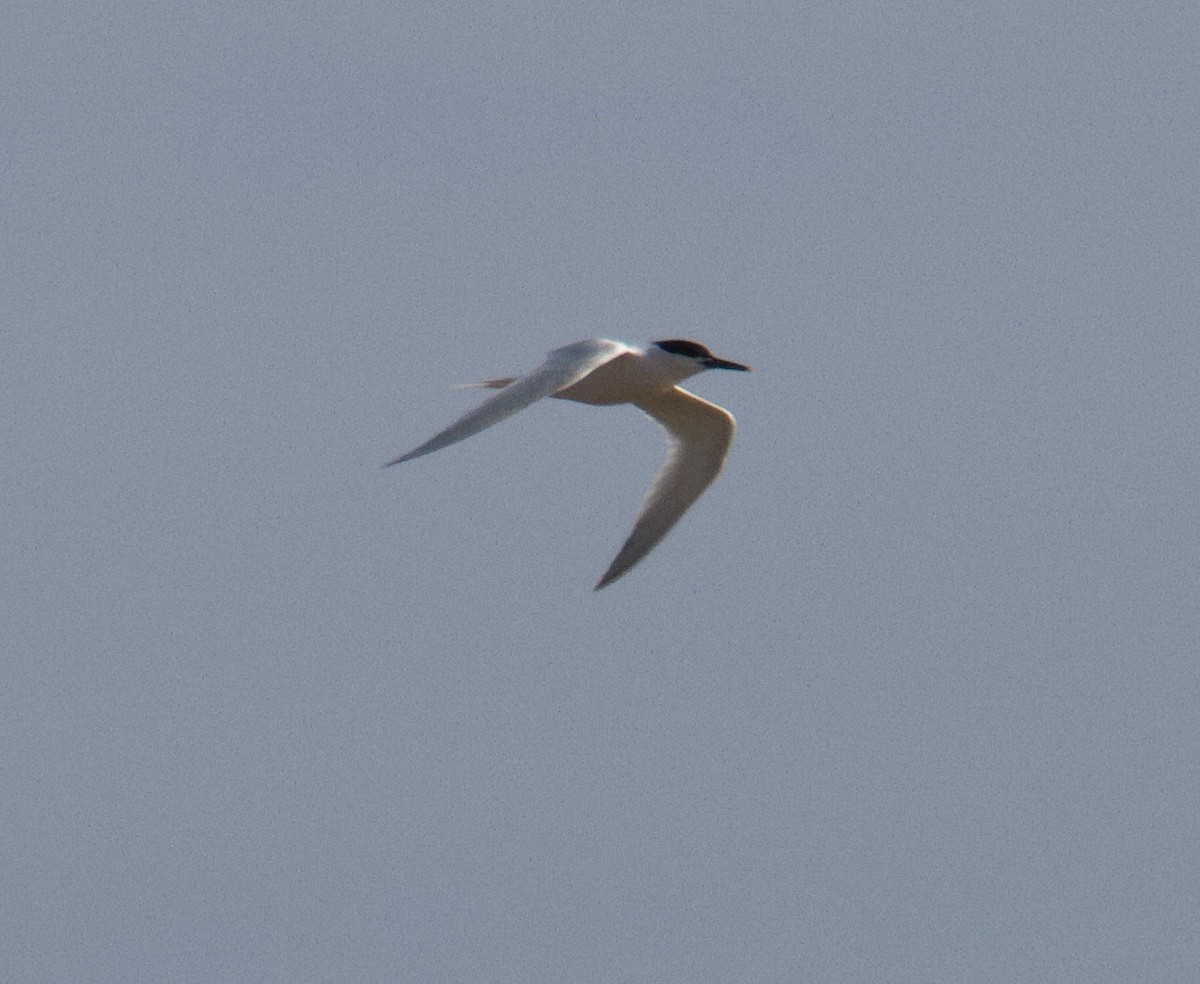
[554, 353, 672, 405]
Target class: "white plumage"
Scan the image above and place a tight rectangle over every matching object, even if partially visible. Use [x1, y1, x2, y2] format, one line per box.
[387, 338, 751, 589]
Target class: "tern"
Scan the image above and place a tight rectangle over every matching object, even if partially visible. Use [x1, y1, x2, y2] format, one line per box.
[386, 338, 751, 589]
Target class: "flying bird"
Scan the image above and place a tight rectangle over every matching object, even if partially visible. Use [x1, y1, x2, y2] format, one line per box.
[386, 338, 751, 589]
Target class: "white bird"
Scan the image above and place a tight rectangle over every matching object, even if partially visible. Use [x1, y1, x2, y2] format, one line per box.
[386, 338, 751, 590]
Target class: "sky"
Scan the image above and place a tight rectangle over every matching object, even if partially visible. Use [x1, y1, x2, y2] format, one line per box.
[5, 1, 1200, 981]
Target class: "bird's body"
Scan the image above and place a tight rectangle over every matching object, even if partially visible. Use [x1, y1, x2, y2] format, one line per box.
[387, 338, 751, 589]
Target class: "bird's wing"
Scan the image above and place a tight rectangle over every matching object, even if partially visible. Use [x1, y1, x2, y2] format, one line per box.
[386, 339, 629, 466]
[595, 386, 737, 590]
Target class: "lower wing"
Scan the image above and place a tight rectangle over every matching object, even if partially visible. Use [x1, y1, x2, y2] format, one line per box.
[595, 386, 737, 589]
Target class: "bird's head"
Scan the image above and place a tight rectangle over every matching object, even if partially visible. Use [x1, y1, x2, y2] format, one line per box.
[652, 339, 752, 373]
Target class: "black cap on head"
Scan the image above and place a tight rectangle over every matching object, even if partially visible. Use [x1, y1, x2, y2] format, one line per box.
[653, 339, 715, 359]
[654, 339, 750, 371]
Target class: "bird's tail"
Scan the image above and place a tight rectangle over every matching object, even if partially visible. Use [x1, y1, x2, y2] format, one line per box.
[456, 377, 517, 390]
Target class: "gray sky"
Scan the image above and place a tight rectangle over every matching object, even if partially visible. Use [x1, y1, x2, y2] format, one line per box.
[5, 1, 1200, 981]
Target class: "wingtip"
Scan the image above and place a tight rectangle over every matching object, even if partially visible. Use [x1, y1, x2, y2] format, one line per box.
[384, 448, 425, 467]
[593, 566, 626, 591]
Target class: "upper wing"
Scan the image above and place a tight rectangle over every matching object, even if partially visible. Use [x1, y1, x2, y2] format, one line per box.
[594, 386, 737, 590]
[386, 339, 629, 466]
